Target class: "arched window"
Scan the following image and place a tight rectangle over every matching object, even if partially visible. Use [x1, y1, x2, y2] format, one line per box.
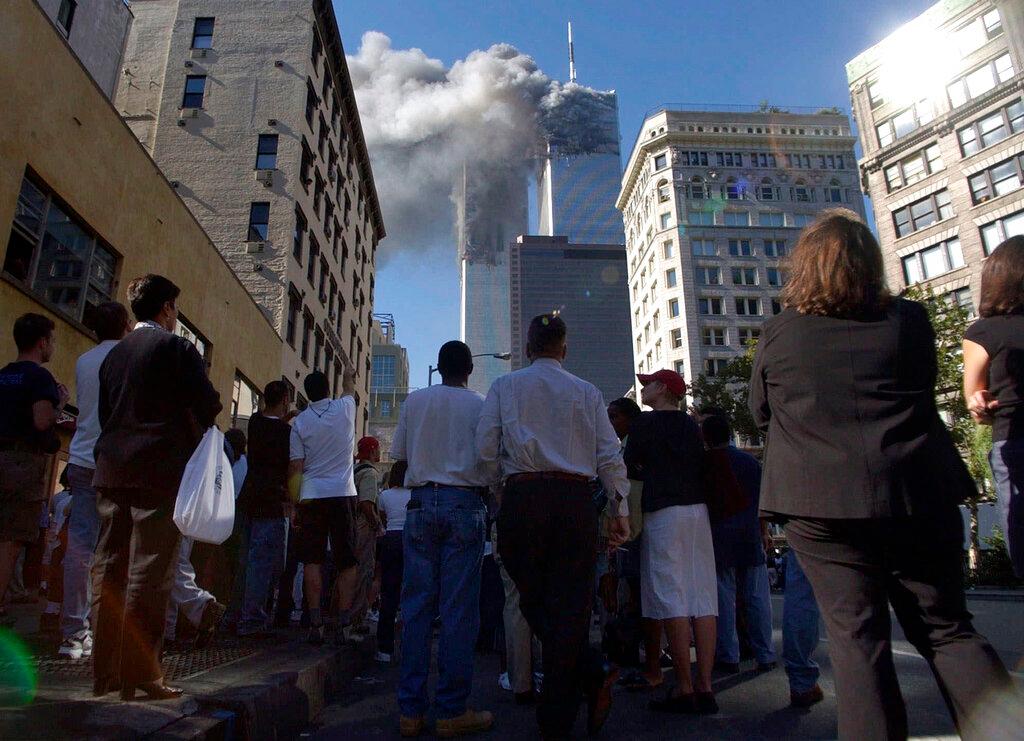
[724, 176, 742, 200]
[758, 177, 776, 201]
[657, 179, 670, 203]
[825, 178, 844, 203]
[689, 175, 707, 200]
[792, 179, 812, 202]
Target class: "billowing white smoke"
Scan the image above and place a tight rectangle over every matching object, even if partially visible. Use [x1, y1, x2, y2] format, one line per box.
[347, 31, 617, 258]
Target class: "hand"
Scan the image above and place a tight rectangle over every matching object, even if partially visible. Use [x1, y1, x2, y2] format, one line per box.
[607, 516, 630, 549]
[57, 383, 70, 408]
[359, 500, 380, 530]
[968, 390, 998, 423]
[283, 501, 296, 520]
[342, 361, 357, 395]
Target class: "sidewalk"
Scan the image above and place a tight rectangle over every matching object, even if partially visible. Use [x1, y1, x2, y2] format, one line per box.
[965, 587, 1024, 602]
[0, 599, 375, 740]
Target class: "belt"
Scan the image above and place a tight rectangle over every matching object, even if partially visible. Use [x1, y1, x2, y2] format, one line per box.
[507, 471, 590, 485]
[418, 482, 488, 495]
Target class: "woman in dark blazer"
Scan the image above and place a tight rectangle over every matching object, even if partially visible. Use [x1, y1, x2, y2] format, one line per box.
[748, 210, 1012, 741]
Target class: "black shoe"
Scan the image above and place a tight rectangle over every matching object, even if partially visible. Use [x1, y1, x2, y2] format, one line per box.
[121, 681, 184, 701]
[659, 651, 674, 668]
[713, 660, 740, 674]
[514, 690, 537, 706]
[38, 612, 60, 634]
[695, 691, 719, 715]
[92, 676, 120, 697]
[790, 684, 824, 708]
[649, 691, 696, 714]
[586, 664, 619, 737]
[307, 623, 325, 645]
[755, 661, 777, 673]
[194, 601, 226, 649]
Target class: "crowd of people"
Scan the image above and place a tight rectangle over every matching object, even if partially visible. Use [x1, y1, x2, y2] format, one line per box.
[0, 211, 1021, 739]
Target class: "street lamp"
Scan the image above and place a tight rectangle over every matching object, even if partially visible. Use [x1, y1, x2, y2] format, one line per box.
[429, 352, 511, 386]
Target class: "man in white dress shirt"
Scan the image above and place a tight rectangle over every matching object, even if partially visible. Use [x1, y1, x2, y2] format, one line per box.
[477, 314, 630, 740]
[390, 341, 495, 738]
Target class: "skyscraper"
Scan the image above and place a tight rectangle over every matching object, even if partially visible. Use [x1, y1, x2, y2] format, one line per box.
[510, 236, 632, 401]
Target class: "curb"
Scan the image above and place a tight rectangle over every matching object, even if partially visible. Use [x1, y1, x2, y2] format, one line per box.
[965, 590, 1024, 603]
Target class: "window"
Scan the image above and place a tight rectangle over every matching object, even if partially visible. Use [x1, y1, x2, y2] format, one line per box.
[983, 8, 1003, 37]
[786, 154, 812, 169]
[687, 176, 708, 200]
[771, 298, 783, 315]
[702, 327, 727, 346]
[900, 237, 965, 285]
[695, 266, 721, 285]
[698, 297, 724, 315]
[767, 267, 784, 286]
[759, 212, 784, 227]
[958, 99, 1024, 155]
[659, 212, 672, 229]
[735, 297, 761, 316]
[674, 360, 687, 375]
[948, 287, 976, 318]
[691, 239, 716, 256]
[307, 238, 319, 283]
[688, 210, 715, 226]
[301, 310, 313, 364]
[947, 54, 1014, 108]
[723, 178, 743, 200]
[380, 399, 393, 418]
[255, 134, 278, 170]
[653, 310, 660, 331]
[292, 207, 306, 262]
[825, 180, 844, 203]
[313, 329, 324, 371]
[764, 239, 787, 257]
[319, 257, 329, 303]
[666, 268, 677, 288]
[893, 189, 953, 237]
[300, 139, 313, 192]
[653, 153, 668, 170]
[868, 80, 884, 108]
[704, 358, 729, 377]
[738, 327, 761, 346]
[174, 315, 209, 364]
[876, 100, 934, 147]
[884, 144, 944, 191]
[681, 151, 708, 166]
[751, 152, 777, 168]
[657, 180, 670, 203]
[668, 298, 680, 318]
[311, 30, 322, 67]
[247, 202, 269, 241]
[758, 178, 777, 201]
[231, 373, 261, 426]
[671, 328, 683, 348]
[969, 153, 1024, 204]
[716, 152, 743, 167]
[286, 289, 300, 347]
[980, 208, 1024, 254]
[792, 213, 813, 227]
[791, 180, 812, 202]
[181, 75, 206, 108]
[732, 267, 758, 286]
[728, 239, 753, 257]
[57, 0, 77, 35]
[723, 211, 749, 227]
[663, 241, 675, 258]
[3, 175, 119, 328]
[305, 79, 318, 126]
[314, 172, 325, 215]
[191, 16, 214, 48]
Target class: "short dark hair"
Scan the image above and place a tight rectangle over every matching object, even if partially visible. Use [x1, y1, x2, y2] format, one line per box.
[13, 313, 55, 352]
[225, 428, 247, 458]
[527, 313, 567, 357]
[127, 274, 180, 322]
[263, 380, 290, 408]
[89, 302, 129, 342]
[304, 371, 330, 402]
[608, 397, 641, 419]
[387, 461, 407, 488]
[701, 415, 732, 447]
[437, 341, 472, 380]
[979, 236, 1024, 318]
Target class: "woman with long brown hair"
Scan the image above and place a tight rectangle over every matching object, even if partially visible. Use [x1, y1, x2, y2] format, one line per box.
[749, 209, 1012, 740]
[963, 236, 1024, 578]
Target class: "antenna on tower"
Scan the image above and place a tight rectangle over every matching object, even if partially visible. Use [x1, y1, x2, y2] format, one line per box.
[567, 21, 577, 83]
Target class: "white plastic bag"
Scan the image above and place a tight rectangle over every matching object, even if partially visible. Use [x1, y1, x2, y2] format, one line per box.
[174, 427, 235, 544]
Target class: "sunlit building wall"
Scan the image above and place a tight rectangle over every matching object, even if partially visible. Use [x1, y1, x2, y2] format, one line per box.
[617, 109, 863, 397]
[847, 0, 1024, 314]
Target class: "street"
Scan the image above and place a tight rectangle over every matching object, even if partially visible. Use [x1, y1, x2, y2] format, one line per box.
[312, 596, 1023, 740]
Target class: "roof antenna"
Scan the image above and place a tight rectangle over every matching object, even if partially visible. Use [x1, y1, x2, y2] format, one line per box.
[567, 21, 577, 83]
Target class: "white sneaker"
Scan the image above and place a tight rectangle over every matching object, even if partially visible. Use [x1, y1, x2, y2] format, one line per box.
[498, 672, 512, 692]
[289, 609, 303, 623]
[375, 651, 392, 664]
[58, 630, 93, 660]
[367, 609, 380, 623]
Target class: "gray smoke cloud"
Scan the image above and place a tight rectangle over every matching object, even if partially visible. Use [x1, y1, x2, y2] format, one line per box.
[347, 32, 619, 258]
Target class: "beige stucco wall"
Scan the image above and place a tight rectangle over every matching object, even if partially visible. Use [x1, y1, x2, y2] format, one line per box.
[0, 0, 282, 427]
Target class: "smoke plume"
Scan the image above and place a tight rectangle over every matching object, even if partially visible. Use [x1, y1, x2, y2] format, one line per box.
[347, 32, 619, 258]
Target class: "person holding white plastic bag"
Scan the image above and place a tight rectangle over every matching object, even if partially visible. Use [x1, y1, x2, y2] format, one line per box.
[92, 275, 222, 701]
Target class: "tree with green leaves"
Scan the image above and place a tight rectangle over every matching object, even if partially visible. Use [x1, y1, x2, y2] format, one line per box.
[690, 340, 762, 446]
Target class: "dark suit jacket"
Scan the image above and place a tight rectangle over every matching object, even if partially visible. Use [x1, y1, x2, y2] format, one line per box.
[94, 325, 222, 492]
[748, 298, 975, 519]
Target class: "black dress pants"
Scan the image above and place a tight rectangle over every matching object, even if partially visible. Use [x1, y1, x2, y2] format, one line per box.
[92, 487, 181, 687]
[376, 530, 403, 654]
[785, 506, 1012, 741]
[498, 479, 604, 739]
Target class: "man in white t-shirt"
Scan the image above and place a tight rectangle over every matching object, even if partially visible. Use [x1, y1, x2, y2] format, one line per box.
[289, 366, 358, 644]
[59, 302, 130, 660]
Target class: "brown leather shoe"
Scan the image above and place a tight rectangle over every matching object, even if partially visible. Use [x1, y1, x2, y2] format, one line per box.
[587, 665, 620, 736]
[399, 716, 425, 737]
[435, 709, 494, 738]
[790, 684, 824, 708]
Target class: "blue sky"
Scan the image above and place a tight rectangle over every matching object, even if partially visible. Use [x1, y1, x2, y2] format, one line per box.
[334, 0, 934, 386]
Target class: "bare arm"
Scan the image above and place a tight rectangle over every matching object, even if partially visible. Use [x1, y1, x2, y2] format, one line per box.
[341, 361, 356, 397]
[31, 399, 58, 432]
[475, 384, 501, 471]
[963, 339, 995, 425]
[287, 458, 304, 503]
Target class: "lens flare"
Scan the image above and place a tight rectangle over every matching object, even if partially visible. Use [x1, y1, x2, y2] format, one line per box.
[0, 628, 38, 706]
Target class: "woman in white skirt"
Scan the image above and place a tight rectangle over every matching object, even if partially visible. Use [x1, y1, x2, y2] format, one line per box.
[625, 369, 718, 714]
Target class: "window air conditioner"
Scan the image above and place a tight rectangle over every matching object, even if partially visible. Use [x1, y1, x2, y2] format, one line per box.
[255, 169, 274, 187]
[246, 242, 266, 254]
[190, 48, 208, 59]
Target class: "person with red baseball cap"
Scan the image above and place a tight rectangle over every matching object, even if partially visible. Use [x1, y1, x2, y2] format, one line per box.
[625, 369, 718, 715]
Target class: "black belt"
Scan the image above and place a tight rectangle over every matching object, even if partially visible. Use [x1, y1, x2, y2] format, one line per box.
[418, 482, 488, 495]
[507, 471, 590, 485]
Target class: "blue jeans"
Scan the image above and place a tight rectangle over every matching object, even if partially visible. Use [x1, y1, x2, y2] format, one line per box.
[990, 437, 1024, 578]
[238, 517, 287, 635]
[716, 563, 776, 665]
[398, 486, 486, 719]
[61, 464, 100, 639]
[782, 550, 820, 693]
